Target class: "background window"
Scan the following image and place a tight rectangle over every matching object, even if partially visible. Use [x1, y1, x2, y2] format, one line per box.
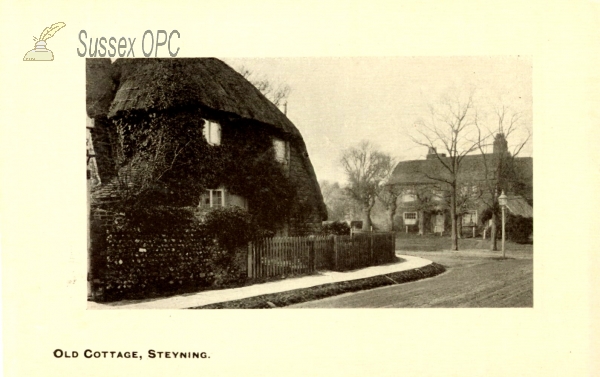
[462, 210, 477, 225]
[403, 212, 417, 225]
[402, 189, 416, 202]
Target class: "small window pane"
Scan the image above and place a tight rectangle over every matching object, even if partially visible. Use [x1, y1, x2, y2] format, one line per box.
[212, 190, 223, 208]
[204, 120, 221, 146]
[210, 123, 221, 145]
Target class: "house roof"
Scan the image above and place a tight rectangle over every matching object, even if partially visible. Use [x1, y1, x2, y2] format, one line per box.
[86, 58, 116, 118]
[506, 195, 533, 218]
[100, 58, 302, 139]
[387, 154, 533, 188]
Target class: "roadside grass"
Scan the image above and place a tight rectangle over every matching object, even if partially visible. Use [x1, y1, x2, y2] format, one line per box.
[189, 262, 446, 309]
[395, 232, 533, 253]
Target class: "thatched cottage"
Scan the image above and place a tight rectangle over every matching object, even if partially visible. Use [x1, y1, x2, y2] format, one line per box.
[86, 58, 326, 235]
[386, 133, 532, 235]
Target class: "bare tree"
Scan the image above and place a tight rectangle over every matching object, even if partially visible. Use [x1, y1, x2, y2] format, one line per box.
[341, 141, 394, 231]
[319, 180, 361, 222]
[410, 90, 485, 250]
[377, 184, 402, 231]
[475, 105, 531, 250]
[455, 181, 484, 239]
[238, 66, 291, 109]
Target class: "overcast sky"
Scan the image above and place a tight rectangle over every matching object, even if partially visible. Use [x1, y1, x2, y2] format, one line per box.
[223, 57, 533, 184]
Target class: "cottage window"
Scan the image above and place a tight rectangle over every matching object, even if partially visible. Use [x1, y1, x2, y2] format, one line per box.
[273, 138, 288, 164]
[202, 189, 225, 208]
[203, 120, 221, 146]
[462, 210, 477, 226]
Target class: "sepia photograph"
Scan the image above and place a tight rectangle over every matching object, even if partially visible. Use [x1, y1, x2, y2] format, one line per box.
[2, 0, 598, 376]
[86, 57, 533, 309]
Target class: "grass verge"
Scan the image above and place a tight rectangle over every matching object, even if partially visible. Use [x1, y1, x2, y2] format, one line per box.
[189, 262, 446, 309]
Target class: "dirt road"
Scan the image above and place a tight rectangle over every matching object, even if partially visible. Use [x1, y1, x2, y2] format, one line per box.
[289, 250, 533, 308]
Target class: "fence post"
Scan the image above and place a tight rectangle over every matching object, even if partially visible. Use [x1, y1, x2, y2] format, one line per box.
[333, 236, 338, 271]
[247, 241, 253, 278]
[392, 233, 396, 261]
[370, 231, 374, 265]
[310, 237, 316, 272]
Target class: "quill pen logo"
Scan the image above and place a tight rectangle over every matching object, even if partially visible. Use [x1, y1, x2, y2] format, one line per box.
[24, 22, 66, 61]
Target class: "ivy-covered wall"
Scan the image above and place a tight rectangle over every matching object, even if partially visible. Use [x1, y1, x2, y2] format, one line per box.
[93, 106, 323, 236]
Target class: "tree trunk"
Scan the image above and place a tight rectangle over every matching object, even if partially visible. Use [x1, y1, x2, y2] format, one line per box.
[388, 199, 397, 231]
[362, 206, 372, 231]
[450, 187, 458, 251]
[490, 212, 498, 251]
[418, 210, 425, 236]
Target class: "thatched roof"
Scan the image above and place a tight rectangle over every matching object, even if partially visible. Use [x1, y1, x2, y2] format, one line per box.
[104, 58, 301, 139]
[86, 58, 116, 118]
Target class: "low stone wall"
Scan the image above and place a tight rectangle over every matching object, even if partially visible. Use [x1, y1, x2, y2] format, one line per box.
[93, 227, 247, 301]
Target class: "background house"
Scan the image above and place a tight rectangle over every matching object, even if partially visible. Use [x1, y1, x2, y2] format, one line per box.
[386, 134, 532, 235]
[86, 58, 327, 236]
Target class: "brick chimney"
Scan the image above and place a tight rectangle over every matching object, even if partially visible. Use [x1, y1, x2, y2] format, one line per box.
[426, 146, 446, 159]
[493, 133, 508, 155]
[426, 147, 437, 159]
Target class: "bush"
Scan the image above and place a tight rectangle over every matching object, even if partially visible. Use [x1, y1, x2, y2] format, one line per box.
[480, 207, 494, 224]
[480, 207, 533, 243]
[320, 221, 351, 236]
[506, 214, 533, 243]
[202, 206, 260, 251]
[201, 207, 261, 287]
[121, 205, 197, 233]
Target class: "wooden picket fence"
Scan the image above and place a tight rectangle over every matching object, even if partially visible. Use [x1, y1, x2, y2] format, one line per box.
[247, 232, 396, 278]
[332, 233, 396, 271]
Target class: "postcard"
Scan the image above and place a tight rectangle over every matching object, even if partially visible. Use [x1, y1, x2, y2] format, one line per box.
[1, 1, 597, 376]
